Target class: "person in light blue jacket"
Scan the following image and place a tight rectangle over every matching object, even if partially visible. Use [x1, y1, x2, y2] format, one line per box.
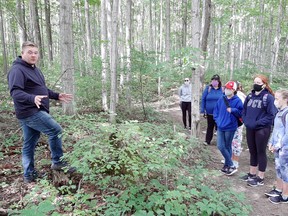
[265, 89, 288, 204]
[213, 81, 243, 176]
[201, 74, 223, 145]
[179, 78, 192, 129]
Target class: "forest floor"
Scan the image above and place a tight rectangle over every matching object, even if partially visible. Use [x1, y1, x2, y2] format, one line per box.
[1, 96, 288, 215]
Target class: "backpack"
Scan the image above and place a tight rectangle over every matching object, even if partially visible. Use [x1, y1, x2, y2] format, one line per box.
[281, 109, 288, 127]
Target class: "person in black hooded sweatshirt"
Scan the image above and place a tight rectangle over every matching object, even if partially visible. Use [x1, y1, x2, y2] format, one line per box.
[7, 41, 75, 183]
[241, 74, 277, 187]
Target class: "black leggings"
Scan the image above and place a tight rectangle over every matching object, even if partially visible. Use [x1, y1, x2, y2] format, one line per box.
[246, 127, 271, 172]
[181, 102, 191, 128]
[205, 114, 217, 144]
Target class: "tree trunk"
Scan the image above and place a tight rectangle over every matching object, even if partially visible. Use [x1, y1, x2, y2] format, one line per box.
[270, 0, 283, 83]
[182, 0, 187, 48]
[0, 3, 7, 75]
[101, 0, 109, 112]
[165, 0, 170, 62]
[59, 0, 76, 115]
[149, 0, 154, 51]
[84, 0, 93, 75]
[191, 0, 201, 137]
[44, 0, 53, 62]
[16, 0, 27, 46]
[29, 0, 43, 61]
[126, 0, 132, 110]
[109, 0, 119, 123]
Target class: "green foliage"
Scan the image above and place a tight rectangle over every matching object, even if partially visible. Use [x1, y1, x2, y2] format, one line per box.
[10, 113, 252, 215]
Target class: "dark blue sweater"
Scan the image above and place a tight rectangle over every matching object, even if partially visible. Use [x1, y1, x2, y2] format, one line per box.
[7, 56, 59, 119]
[242, 89, 277, 129]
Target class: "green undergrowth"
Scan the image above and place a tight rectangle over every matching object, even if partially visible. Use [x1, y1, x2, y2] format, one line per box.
[9, 112, 252, 216]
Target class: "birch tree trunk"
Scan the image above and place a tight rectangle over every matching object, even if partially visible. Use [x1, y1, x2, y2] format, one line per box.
[149, 0, 154, 51]
[191, 0, 201, 137]
[126, 0, 132, 109]
[182, 0, 187, 48]
[270, 0, 283, 83]
[109, 0, 119, 123]
[165, 0, 170, 62]
[29, 0, 43, 61]
[229, 3, 235, 79]
[44, 0, 53, 62]
[84, 0, 93, 75]
[0, 4, 7, 74]
[16, 0, 27, 46]
[60, 0, 76, 115]
[101, 0, 108, 111]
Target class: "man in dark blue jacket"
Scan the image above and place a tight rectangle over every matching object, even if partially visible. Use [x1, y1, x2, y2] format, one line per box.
[8, 41, 74, 183]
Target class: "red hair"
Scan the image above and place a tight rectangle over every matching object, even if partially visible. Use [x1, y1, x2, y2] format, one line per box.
[254, 74, 274, 96]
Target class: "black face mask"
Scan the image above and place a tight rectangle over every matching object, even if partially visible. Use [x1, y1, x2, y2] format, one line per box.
[253, 84, 263, 92]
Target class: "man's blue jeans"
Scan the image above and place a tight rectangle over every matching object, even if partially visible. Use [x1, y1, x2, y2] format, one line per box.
[217, 130, 236, 167]
[19, 111, 63, 178]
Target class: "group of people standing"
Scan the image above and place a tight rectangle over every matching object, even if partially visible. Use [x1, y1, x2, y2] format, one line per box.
[179, 74, 288, 204]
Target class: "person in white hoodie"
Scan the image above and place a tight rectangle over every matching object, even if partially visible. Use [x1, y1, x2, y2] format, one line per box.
[179, 78, 192, 129]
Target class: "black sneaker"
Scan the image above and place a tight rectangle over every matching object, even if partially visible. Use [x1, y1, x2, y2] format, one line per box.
[51, 162, 76, 173]
[220, 165, 229, 174]
[265, 189, 282, 197]
[225, 166, 238, 176]
[240, 173, 256, 181]
[23, 170, 41, 183]
[247, 176, 264, 187]
[269, 195, 288, 204]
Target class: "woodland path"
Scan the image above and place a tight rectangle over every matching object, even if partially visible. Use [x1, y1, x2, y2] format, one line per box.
[160, 101, 288, 216]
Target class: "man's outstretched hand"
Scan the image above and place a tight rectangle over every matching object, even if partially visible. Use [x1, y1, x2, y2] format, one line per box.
[34, 95, 47, 108]
[59, 93, 73, 103]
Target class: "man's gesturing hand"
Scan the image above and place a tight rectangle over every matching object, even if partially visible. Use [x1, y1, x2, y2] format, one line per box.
[34, 95, 47, 108]
[59, 93, 73, 103]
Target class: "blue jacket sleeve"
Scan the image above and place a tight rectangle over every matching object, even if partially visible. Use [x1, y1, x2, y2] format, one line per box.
[231, 99, 243, 118]
[201, 86, 209, 113]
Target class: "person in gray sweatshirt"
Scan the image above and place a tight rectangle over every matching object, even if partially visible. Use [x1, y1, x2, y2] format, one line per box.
[179, 78, 192, 129]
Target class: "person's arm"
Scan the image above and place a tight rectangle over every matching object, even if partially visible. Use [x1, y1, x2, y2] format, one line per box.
[200, 86, 208, 114]
[8, 68, 35, 104]
[231, 99, 243, 118]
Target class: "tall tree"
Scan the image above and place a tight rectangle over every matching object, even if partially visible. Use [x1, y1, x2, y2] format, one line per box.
[101, 0, 108, 112]
[125, 0, 132, 109]
[60, 0, 76, 115]
[0, 2, 7, 75]
[16, 0, 27, 46]
[44, 0, 53, 62]
[84, 0, 93, 75]
[109, 0, 120, 123]
[190, 0, 201, 136]
[165, 0, 170, 61]
[29, 0, 43, 60]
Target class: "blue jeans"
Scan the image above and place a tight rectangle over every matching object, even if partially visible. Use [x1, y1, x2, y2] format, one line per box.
[217, 130, 236, 167]
[19, 111, 63, 178]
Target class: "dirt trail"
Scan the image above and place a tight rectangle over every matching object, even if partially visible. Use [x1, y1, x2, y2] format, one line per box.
[161, 103, 288, 216]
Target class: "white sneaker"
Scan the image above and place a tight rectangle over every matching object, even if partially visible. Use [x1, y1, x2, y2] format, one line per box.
[221, 159, 225, 164]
